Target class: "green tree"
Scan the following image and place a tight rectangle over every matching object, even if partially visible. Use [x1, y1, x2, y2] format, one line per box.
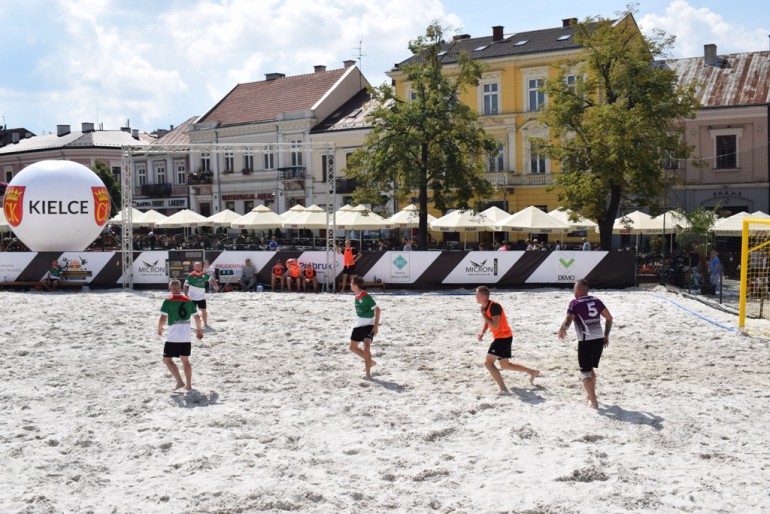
[347, 22, 498, 250]
[533, 9, 699, 250]
[92, 161, 122, 214]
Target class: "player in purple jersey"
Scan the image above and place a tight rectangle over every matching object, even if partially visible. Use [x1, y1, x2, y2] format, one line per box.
[558, 279, 613, 409]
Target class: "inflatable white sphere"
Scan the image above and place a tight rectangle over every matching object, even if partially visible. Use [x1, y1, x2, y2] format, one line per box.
[3, 160, 111, 251]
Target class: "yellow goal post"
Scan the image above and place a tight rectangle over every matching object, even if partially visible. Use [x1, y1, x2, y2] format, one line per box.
[739, 218, 770, 334]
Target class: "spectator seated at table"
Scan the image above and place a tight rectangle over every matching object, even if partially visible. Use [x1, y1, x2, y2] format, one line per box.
[285, 259, 304, 292]
[239, 258, 257, 291]
[271, 259, 285, 291]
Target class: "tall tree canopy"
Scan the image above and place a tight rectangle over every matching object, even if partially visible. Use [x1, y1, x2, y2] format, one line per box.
[347, 22, 498, 250]
[533, 10, 699, 250]
[92, 161, 122, 213]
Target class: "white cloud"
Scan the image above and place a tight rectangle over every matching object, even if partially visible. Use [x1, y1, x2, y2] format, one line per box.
[639, 0, 770, 58]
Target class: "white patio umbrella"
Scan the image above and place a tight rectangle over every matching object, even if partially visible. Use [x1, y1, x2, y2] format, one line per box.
[712, 211, 770, 236]
[282, 204, 329, 230]
[335, 205, 386, 230]
[280, 204, 308, 220]
[155, 209, 213, 228]
[612, 210, 659, 234]
[382, 203, 437, 228]
[108, 207, 144, 225]
[135, 209, 168, 228]
[430, 209, 494, 249]
[652, 210, 691, 234]
[494, 205, 570, 233]
[480, 206, 511, 224]
[207, 209, 241, 227]
[230, 205, 285, 230]
[548, 208, 598, 231]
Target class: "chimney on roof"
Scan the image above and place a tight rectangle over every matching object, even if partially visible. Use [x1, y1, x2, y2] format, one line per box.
[56, 124, 70, 137]
[704, 43, 718, 65]
[120, 126, 131, 133]
[131, 129, 139, 139]
[492, 26, 504, 42]
[453, 34, 471, 41]
[81, 122, 94, 133]
[314, 65, 327, 73]
[563, 18, 577, 27]
[11, 133, 19, 144]
[265, 72, 285, 81]
[343, 59, 356, 68]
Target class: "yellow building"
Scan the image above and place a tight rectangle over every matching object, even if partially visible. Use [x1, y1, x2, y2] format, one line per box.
[386, 18, 640, 244]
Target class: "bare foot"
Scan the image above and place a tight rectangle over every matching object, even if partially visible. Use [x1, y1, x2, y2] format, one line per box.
[364, 360, 377, 377]
[529, 370, 540, 385]
[185, 384, 192, 391]
[588, 400, 598, 409]
[173, 382, 185, 391]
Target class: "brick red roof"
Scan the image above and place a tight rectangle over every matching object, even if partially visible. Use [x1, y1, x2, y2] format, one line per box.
[154, 116, 198, 145]
[199, 67, 350, 127]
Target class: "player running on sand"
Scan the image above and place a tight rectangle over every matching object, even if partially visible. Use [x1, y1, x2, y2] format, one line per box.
[158, 279, 203, 391]
[184, 261, 219, 330]
[476, 286, 540, 394]
[558, 278, 613, 409]
[349, 276, 381, 378]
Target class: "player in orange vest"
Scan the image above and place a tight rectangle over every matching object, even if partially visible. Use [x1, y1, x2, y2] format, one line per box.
[271, 259, 285, 291]
[338, 239, 361, 293]
[285, 259, 304, 292]
[303, 263, 319, 292]
[476, 285, 539, 394]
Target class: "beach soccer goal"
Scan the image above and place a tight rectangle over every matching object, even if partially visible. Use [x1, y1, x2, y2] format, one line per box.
[738, 218, 770, 335]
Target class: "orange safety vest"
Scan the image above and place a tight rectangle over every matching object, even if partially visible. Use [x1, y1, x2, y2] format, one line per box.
[272, 264, 284, 276]
[343, 247, 356, 267]
[485, 300, 512, 339]
[287, 262, 301, 278]
[304, 267, 316, 279]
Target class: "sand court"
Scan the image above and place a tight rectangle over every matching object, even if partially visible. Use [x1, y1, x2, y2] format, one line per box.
[1, 286, 768, 512]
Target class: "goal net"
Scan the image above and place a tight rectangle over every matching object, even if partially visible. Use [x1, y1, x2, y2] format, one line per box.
[739, 218, 770, 335]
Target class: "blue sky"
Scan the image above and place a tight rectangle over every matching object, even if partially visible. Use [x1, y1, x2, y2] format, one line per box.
[0, 0, 767, 136]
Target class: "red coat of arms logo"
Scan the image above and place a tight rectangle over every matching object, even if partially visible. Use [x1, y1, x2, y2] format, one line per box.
[3, 186, 25, 227]
[91, 187, 111, 226]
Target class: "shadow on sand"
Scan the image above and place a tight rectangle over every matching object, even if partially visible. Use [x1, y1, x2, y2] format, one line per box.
[364, 375, 406, 392]
[508, 386, 546, 405]
[599, 404, 664, 430]
[171, 389, 219, 408]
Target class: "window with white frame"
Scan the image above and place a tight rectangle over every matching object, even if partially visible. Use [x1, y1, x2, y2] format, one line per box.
[487, 146, 505, 172]
[200, 152, 211, 172]
[243, 150, 254, 171]
[482, 83, 499, 115]
[136, 163, 147, 186]
[291, 139, 303, 167]
[530, 152, 547, 173]
[224, 151, 234, 172]
[154, 162, 166, 184]
[264, 146, 275, 169]
[566, 74, 578, 87]
[528, 78, 545, 111]
[174, 160, 186, 184]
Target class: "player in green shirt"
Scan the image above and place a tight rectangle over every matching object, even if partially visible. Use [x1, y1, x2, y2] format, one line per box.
[349, 276, 381, 378]
[184, 261, 219, 330]
[40, 259, 63, 291]
[158, 279, 203, 391]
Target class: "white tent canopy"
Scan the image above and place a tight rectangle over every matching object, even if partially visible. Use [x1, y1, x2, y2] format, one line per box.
[430, 209, 493, 249]
[611, 210, 659, 234]
[207, 209, 241, 227]
[230, 205, 285, 230]
[712, 211, 770, 236]
[480, 206, 511, 224]
[282, 204, 329, 230]
[383, 204, 436, 228]
[335, 205, 385, 230]
[135, 209, 169, 228]
[651, 210, 691, 234]
[155, 209, 213, 228]
[548, 208, 598, 231]
[108, 208, 144, 225]
[494, 206, 570, 233]
[280, 204, 307, 221]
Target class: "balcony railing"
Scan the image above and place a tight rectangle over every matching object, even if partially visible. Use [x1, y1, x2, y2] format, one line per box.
[187, 171, 213, 185]
[140, 183, 173, 196]
[335, 178, 359, 194]
[278, 166, 306, 180]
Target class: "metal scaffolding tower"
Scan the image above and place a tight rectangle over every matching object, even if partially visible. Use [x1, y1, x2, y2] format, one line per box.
[120, 142, 336, 290]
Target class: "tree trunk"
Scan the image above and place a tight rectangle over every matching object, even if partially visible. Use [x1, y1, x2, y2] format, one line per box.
[418, 182, 429, 251]
[599, 185, 622, 251]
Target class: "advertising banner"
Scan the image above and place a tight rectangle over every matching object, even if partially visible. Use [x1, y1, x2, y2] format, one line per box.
[361, 251, 442, 284]
[525, 251, 609, 285]
[441, 251, 525, 284]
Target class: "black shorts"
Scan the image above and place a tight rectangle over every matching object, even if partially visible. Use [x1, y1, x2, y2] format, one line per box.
[192, 299, 207, 310]
[487, 336, 512, 359]
[163, 342, 191, 358]
[350, 325, 375, 342]
[578, 338, 604, 371]
[343, 264, 356, 275]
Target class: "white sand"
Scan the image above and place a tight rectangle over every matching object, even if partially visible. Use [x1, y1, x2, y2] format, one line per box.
[1, 286, 769, 513]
